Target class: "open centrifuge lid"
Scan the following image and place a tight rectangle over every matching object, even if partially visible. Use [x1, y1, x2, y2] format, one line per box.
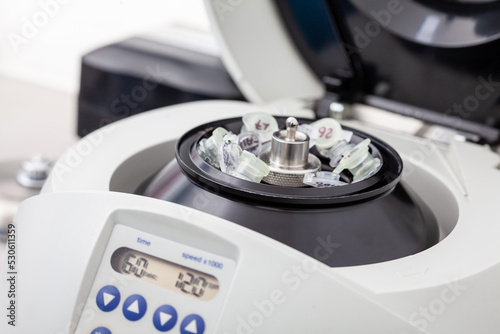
[204, 0, 500, 143]
[203, 0, 325, 104]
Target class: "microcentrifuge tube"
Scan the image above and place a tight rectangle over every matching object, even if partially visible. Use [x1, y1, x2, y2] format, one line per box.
[228, 151, 270, 183]
[219, 133, 242, 173]
[303, 171, 347, 188]
[310, 117, 343, 149]
[198, 127, 228, 168]
[333, 139, 381, 182]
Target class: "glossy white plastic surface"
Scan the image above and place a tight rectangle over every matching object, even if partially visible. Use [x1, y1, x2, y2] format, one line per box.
[28, 101, 500, 333]
[203, 0, 324, 103]
[3, 191, 430, 333]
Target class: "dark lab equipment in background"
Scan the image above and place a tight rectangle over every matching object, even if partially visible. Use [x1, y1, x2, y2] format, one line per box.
[77, 32, 245, 137]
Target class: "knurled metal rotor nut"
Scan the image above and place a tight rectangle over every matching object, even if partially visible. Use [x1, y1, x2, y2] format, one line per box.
[263, 117, 321, 187]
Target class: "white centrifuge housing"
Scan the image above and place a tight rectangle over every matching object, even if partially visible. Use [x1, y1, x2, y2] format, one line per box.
[2, 1, 500, 333]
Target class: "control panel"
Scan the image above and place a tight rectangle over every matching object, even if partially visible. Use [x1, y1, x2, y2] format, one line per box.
[75, 224, 236, 334]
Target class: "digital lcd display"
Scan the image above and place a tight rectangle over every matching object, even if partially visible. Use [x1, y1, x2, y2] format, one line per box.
[111, 247, 219, 301]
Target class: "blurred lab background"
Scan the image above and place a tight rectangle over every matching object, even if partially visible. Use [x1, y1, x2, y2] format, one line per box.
[0, 0, 214, 255]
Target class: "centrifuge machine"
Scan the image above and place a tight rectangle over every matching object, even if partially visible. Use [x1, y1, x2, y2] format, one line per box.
[3, 1, 500, 333]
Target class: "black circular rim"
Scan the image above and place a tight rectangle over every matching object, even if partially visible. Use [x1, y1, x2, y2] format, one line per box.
[175, 116, 403, 206]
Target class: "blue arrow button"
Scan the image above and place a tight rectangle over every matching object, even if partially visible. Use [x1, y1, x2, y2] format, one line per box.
[122, 294, 147, 321]
[153, 305, 178, 332]
[180, 314, 205, 334]
[96, 286, 120, 312]
[91, 326, 112, 334]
